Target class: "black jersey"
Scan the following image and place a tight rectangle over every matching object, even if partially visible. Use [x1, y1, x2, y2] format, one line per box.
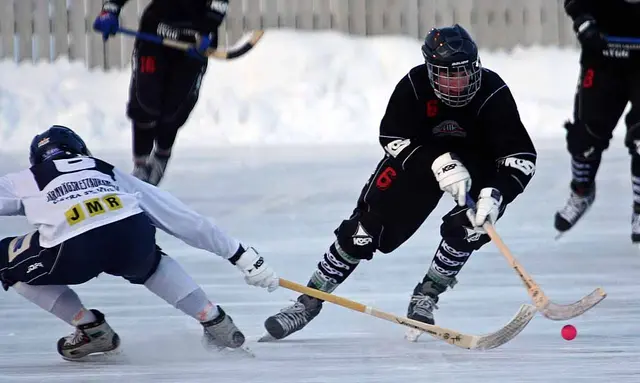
[565, 0, 640, 64]
[114, 0, 227, 36]
[379, 65, 537, 204]
[565, 0, 640, 38]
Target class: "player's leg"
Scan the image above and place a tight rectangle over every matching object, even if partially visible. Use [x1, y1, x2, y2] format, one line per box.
[126, 39, 169, 182]
[624, 68, 640, 243]
[406, 199, 503, 325]
[104, 213, 245, 349]
[147, 52, 208, 186]
[263, 157, 442, 340]
[0, 232, 120, 360]
[403, 191, 509, 341]
[555, 64, 629, 233]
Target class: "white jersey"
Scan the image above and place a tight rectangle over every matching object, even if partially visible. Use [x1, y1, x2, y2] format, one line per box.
[0, 157, 240, 259]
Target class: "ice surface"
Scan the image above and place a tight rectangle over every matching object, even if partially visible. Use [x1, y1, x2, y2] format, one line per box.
[0, 142, 638, 382]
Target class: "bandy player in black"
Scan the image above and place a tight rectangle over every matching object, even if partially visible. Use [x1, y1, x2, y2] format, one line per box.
[93, 0, 228, 186]
[260, 25, 538, 342]
[555, 0, 640, 243]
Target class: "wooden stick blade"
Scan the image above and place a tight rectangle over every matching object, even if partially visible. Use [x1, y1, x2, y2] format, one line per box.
[208, 30, 264, 60]
[401, 303, 537, 350]
[472, 304, 537, 350]
[539, 287, 607, 320]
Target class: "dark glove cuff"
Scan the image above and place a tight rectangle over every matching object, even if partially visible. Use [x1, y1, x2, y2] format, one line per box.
[573, 14, 595, 34]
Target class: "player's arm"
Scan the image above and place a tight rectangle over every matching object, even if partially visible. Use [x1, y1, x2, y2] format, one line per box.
[113, 168, 240, 259]
[379, 75, 447, 174]
[186, 0, 229, 35]
[564, 0, 595, 20]
[479, 84, 537, 205]
[0, 176, 24, 216]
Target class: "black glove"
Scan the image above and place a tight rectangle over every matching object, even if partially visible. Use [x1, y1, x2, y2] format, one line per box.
[1, 272, 13, 291]
[573, 14, 607, 53]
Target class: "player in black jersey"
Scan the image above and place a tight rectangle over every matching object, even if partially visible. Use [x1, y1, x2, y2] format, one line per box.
[261, 24, 537, 341]
[93, 0, 228, 185]
[555, 0, 640, 242]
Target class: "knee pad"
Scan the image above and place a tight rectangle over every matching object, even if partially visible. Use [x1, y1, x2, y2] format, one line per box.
[625, 119, 640, 155]
[127, 97, 161, 124]
[440, 207, 491, 252]
[565, 121, 609, 159]
[159, 100, 196, 128]
[334, 212, 383, 260]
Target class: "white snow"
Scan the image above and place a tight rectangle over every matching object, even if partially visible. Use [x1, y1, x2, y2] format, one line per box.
[0, 29, 628, 159]
[0, 30, 637, 382]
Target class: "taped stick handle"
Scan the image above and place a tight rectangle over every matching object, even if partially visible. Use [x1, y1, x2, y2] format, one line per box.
[117, 27, 193, 51]
[606, 35, 640, 44]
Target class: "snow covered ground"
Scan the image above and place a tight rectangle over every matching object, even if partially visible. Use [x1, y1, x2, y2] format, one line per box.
[0, 30, 637, 382]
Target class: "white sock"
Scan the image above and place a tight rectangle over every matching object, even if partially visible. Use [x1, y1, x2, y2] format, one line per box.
[144, 256, 217, 322]
[13, 283, 94, 326]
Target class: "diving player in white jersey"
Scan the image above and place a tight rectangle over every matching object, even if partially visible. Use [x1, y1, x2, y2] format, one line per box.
[0, 125, 279, 360]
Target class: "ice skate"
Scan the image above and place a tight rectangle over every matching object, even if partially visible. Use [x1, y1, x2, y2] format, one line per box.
[201, 306, 246, 350]
[147, 152, 170, 186]
[259, 294, 323, 342]
[57, 309, 121, 361]
[555, 181, 596, 237]
[131, 156, 151, 183]
[405, 278, 449, 342]
[632, 204, 640, 245]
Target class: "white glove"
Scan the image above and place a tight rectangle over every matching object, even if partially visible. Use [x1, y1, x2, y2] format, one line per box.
[234, 246, 278, 292]
[431, 152, 472, 206]
[466, 187, 503, 228]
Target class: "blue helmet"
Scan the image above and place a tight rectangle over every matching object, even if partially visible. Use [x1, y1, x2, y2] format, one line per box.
[29, 125, 91, 166]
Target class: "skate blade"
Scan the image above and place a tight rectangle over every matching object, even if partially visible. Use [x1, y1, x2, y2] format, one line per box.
[258, 333, 278, 343]
[554, 231, 566, 240]
[201, 338, 256, 358]
[404, 328, 423, 343]
[62, 346, 124, 363]
[208, 345, 255, 358]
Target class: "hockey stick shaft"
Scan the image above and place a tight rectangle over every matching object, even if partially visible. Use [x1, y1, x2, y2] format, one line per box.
[606, 36, 640, 44]
[116, 27, 263, 60]
[482, 223, 550, 308]
[278, 279, 464, 344]
[278, 278, 534, 350]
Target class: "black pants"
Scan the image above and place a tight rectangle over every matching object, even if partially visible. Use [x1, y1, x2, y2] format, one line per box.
[566, 62, 640, 190]
[127, 39, 208, 156]
[0, 213, 161, 288]
[311, 156, 504, 291]
[356, 157, 498, 252]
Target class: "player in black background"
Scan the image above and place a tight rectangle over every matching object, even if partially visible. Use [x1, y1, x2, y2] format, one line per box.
[261, 25, 537, 341]
[93, 0, 229, 186]
[555, 0, 640, 242]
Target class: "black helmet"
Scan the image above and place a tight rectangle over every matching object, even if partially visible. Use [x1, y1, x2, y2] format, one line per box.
[421, 24, 482, 107]
[29, 125, 91, 166]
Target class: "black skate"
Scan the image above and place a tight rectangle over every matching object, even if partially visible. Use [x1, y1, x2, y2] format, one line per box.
[57, 309, 121, 361]
[131, 156, 151, 183]
[405, 278, 449, 342]
[201, 306, 246, 350]
[555, 182, 596, 235]
[147, 152, 170, 186]
[632, 204, 640, 244]
[260, 294, 323, 341]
